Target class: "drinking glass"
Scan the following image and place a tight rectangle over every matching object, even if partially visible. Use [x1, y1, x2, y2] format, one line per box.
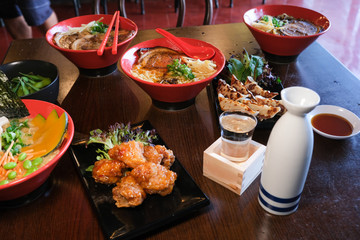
[219, 111, 257, 162]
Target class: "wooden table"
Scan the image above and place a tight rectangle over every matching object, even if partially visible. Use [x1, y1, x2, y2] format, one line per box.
[1, 23, 360, 240]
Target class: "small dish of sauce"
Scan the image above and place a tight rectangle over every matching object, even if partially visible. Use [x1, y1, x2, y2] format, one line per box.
[311, 113, 353, 136]
[308, 105, 360, 140]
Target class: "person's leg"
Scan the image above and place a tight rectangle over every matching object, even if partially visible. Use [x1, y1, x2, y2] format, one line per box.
[18, 0, 58, 35]
[0, 0, 32, 39]
[37, 11, 58, 35]
[3, 16, 32, 39]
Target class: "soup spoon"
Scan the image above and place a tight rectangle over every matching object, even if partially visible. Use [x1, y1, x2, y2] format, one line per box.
[155, 28, 215, 60]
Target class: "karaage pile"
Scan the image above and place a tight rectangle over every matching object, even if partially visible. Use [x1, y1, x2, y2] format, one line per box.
[92, 140, 177, 208]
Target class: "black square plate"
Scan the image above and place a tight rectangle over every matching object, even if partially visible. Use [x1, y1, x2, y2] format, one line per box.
[69, 121, 210, 240]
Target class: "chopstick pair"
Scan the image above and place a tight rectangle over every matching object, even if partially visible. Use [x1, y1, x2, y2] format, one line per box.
[97, 11, 120, 56]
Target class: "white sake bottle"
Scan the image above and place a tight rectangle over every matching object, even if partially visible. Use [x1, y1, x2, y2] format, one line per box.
[258, 86, 320, 215]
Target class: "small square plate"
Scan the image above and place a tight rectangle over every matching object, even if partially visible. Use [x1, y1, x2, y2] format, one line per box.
[70, 121, 210, 240]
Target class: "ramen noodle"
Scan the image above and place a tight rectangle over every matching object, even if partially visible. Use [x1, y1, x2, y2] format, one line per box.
[52, 18, 135, 50]
[252, 13, 322, 36]
[131, 48, 217, 84]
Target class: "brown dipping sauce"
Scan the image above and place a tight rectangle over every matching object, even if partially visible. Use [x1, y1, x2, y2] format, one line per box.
[311, 113, 353, 136]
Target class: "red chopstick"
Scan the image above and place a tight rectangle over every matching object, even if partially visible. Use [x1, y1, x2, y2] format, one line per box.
[112, 11, 120, 55]
[97, 11, 119, 56]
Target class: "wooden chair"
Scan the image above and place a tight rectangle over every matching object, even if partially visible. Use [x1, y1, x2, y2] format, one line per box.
[118, 0, 186, 27]
[135, 0, 146, 15]
[118, 0, 213, 27]
[204, 0, 213, 25]
[93, 0, 109, 14]
[73, 0, 81, 16]
[214, 0, 265, 8]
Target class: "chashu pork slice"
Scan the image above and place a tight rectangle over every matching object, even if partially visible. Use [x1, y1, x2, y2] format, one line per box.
[53, 32, 79, 49]
[136, 47, 185, 70]
[279, 21, 320, 36]
[70, 34, 103, 50]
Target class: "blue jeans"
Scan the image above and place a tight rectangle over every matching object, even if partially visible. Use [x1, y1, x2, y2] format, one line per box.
[0, 0, 53, 26]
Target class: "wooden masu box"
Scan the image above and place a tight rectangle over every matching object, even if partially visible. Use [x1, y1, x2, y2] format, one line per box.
[203, 138, 266, 195]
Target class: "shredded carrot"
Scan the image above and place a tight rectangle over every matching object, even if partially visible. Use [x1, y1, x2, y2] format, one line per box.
[13, 163, 25, 179]
[0, 141, 14, 167]
[26, 149, 47, 160]
[23, 149, 35, 153]
[8, 152, 16, 162]
[0, 168, 6, 180]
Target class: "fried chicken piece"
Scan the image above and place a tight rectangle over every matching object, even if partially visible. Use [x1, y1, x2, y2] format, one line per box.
[143, 145, 163, 165]
[108, 141, 147, 168]
[112, 175, 146, 208]
[130, 162, 177, 196]
[154, 145, 175, 169]
[92, 159, 126, 184]
[143, 145, 176, 168]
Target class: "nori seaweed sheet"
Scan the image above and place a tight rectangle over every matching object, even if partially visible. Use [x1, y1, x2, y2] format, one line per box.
[0, 70, 29, 118]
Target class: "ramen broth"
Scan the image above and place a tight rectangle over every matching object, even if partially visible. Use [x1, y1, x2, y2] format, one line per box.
[252, 13, 322, 36]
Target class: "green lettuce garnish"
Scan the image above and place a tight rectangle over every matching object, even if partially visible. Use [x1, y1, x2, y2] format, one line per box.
[227, 49, 264, 82]
[87, 122, 157, 159]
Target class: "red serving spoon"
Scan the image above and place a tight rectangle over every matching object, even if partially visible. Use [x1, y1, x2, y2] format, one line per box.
[155, 28, 215, 60]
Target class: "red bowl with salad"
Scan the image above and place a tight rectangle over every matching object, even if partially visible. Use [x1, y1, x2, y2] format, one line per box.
[46, 14, 138, 70]
[0, 99, 74, 201]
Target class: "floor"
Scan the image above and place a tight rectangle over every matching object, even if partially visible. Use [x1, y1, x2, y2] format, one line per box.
[1, 0, 359, 80]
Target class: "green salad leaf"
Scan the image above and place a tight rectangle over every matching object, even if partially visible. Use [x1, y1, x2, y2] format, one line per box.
[87, 122, 157, 157]
[85, 122, 157, 172]
[227, 49, 264, 82]
[225, 49, 282, 90]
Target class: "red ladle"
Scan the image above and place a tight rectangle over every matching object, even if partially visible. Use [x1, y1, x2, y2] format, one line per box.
[155, 28, 215, 60]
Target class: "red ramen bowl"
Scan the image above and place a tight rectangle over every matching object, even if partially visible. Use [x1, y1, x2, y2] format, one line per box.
[120, 37, 225, 109]
[0, 99, 74, 201]
[46, 14, 137, 73]
[243, 5, 330, 63]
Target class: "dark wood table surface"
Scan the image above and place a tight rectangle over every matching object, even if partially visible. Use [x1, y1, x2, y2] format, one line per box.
[1, 23, 360, 240]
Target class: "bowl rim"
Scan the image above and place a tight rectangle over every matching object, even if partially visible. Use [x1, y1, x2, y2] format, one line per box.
[0, 99, 75, 190]
[45, 14, 138, 53]
[243, 4, 331, 39]
[120, 37, 226, 88]
[0, 60, 59, 99]
[308, 104, 360, 139]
